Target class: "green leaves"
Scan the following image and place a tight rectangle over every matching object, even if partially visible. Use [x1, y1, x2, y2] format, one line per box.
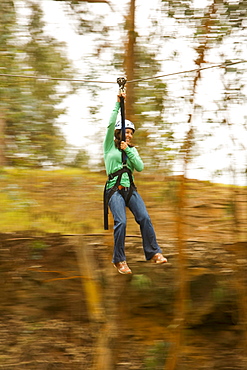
[0, 1, 76, 167]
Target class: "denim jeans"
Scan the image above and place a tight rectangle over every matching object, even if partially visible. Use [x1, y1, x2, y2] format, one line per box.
[107, 188, 162, 263]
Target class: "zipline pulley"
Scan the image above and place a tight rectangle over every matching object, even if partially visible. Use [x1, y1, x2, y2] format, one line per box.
[117, 77, 127, 94]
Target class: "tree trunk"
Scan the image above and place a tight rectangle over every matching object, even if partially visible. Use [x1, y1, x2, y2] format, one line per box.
[0, 112, 6, 166]
[75, 235, 131, 370]
[125, 0, 136, 123]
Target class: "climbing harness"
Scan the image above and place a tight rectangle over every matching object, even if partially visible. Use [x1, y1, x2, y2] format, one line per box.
[103, 77, 137, 230]
[103, 166, 137, 230]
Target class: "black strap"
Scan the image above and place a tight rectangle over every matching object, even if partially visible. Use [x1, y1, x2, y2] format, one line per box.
[108, 166, 131, 180]
[120, 95, 127, 164]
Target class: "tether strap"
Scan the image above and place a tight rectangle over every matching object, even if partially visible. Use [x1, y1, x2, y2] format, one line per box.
[103, 166, 136, 230]
[120, 95, 127, 164]
[117, 77, 127, 165]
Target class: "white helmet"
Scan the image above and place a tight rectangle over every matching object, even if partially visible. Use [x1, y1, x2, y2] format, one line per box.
[115, 119, 135, 132]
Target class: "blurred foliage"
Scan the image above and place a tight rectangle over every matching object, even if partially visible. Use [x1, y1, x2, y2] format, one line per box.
[0, 167, 246, 242]
[30, 239, 49, 250]
[55, 0, 111, 35]
[67, 148, 90, 168]
[0, 167, 104, 234]
[143, 341, 170, 370]
[113, 2, 171, 171]
[130, 274, 152, 290]
[159, 0, 247, 178]
[0, 0, 76, 167]
[163, 0, 247, 29]
[107, 0, 247, 177]
[0, 0, 247, 179]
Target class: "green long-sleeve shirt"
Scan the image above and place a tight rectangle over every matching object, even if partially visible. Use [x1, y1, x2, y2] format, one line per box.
[103, 102, 144, 189]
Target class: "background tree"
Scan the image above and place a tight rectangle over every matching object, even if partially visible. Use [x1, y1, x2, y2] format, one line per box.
[0, 0, 18, 166]
[0, 0, 76, 167]
[156, 1, 247, 368]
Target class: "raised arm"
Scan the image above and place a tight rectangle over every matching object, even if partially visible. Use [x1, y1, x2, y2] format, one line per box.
[103, 101, 120, 154]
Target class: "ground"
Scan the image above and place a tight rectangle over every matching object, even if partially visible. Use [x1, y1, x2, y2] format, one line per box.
[0, 172, 247, 369]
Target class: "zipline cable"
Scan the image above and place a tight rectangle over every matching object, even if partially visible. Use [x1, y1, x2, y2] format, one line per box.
[128, 60, 247, 83]
[0, 60, 246, 84]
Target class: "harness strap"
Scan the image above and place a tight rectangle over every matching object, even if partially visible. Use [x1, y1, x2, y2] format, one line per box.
[103, 166, 136, 230]
[108, 166, 129, 180]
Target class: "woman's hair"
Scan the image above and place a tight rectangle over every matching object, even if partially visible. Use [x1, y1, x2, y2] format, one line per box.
[114, 129, 134, 149]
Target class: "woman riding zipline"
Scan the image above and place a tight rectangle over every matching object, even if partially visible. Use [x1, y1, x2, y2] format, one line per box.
[103, 92, 167, 274]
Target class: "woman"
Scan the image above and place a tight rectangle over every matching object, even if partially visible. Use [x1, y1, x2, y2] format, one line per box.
[103, 94, 167, 274]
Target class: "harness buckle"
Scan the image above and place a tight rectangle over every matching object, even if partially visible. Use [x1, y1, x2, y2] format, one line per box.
[118, 185, 130, 191]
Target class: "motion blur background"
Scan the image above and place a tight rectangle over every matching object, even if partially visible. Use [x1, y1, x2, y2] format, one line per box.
[6, 0, 247, 185]
[1, 1, 247, 369]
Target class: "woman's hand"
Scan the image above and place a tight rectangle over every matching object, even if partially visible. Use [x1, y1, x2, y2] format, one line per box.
[120, 141, 128, 150]
[117, 93, 126, 102]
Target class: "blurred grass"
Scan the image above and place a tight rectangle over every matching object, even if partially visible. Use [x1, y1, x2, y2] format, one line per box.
[0, 168, 246, 242]
[0, 168, 106, 234]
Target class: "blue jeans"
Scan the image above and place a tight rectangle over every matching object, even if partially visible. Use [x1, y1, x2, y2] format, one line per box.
[107, 189, 162, 263]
